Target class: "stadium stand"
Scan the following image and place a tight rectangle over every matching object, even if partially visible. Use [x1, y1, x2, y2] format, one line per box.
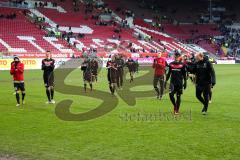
[1, 0, 239, 59]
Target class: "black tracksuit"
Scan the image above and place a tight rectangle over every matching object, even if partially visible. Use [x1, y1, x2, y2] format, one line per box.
[193, 59, 216, 112]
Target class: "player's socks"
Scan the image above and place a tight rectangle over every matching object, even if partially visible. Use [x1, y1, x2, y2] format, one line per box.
[22, 93, 25, 101]
[46, 89, 51, 102]
[84, 84, 87, 92]
[50, 89, 54, 100]
[90, 84, 93, 91]
[173, 106, 177, 114]
[16, 93, 20, 105]
[176, 95, 181, 113]
[176, 106, 180, 114]
[169, 93, 176, 107]
[109, 86, 113, 93]
[22, 93, 26, 104]
[154, 87, 160, 98]
[112, 85, 115, 95]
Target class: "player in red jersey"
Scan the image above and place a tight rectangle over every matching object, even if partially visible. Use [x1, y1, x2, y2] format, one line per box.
[10, 56, 26, 107]
[152, 53, 167, 100]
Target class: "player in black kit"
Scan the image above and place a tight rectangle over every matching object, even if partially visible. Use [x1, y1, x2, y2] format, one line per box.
[106, 56, 118, 95]
[165, 52, 187, 115]
[126, 57, 135, 83]
[41, 51, 55, 104]
[115, 54, 125, 89]
[91, 58, 99, 82]
[81, 58, 93, 92]
[193, 53, 216, 115]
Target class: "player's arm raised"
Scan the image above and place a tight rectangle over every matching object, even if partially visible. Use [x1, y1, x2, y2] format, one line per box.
[10, 63, 15, 75]
[17, 63, 24, 73]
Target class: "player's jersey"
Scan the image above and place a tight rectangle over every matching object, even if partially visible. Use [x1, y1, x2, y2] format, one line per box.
[167, 61, 186, 86]
[81, 61, 92, 82]
[126, 59, 135, 72]
[41, 58, 55, 76]
[106, 60, 118, 82]
[116, 58, 125, 69]
[91, 60, 98, 75]
[10, 61, 24, 82]
[152, 57, 167, 76]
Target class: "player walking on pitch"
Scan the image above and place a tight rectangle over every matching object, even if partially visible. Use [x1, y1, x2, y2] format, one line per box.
[116, 54, 125, 89]
[193, 53, 216, 115]
[10, 56, 26, 107]
[126, 57, 135, 83]
[152, 53, 167, 100]
[91, 58, 99, 82]
[106, 56, 118, 95]
[81, 59, 93, 92]
[42, 51, 55, 104]
[165, 52, 187, 115]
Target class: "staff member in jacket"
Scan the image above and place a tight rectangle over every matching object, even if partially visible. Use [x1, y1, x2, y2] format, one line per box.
[152, 53, 167, 100]
[193, 53, 216, 115]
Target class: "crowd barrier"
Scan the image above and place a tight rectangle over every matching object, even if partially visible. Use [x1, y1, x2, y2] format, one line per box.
[0, 58, 237, 70]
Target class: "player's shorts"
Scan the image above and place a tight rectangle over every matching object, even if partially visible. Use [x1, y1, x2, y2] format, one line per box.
[14, 82, 25, 92]
[169, 83, 183, 95]
[117, 68, 124, 76]
[128, 65, 135, 73]
[83, 72, 92, 83]
[92, 69, 98, 76]
[43, 73, 54, 88]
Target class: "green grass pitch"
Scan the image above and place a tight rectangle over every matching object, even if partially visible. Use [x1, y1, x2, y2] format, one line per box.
[0, 64, 240, 160]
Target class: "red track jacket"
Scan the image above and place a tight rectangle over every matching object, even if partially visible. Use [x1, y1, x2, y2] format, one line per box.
[10, 61, 24, 82]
